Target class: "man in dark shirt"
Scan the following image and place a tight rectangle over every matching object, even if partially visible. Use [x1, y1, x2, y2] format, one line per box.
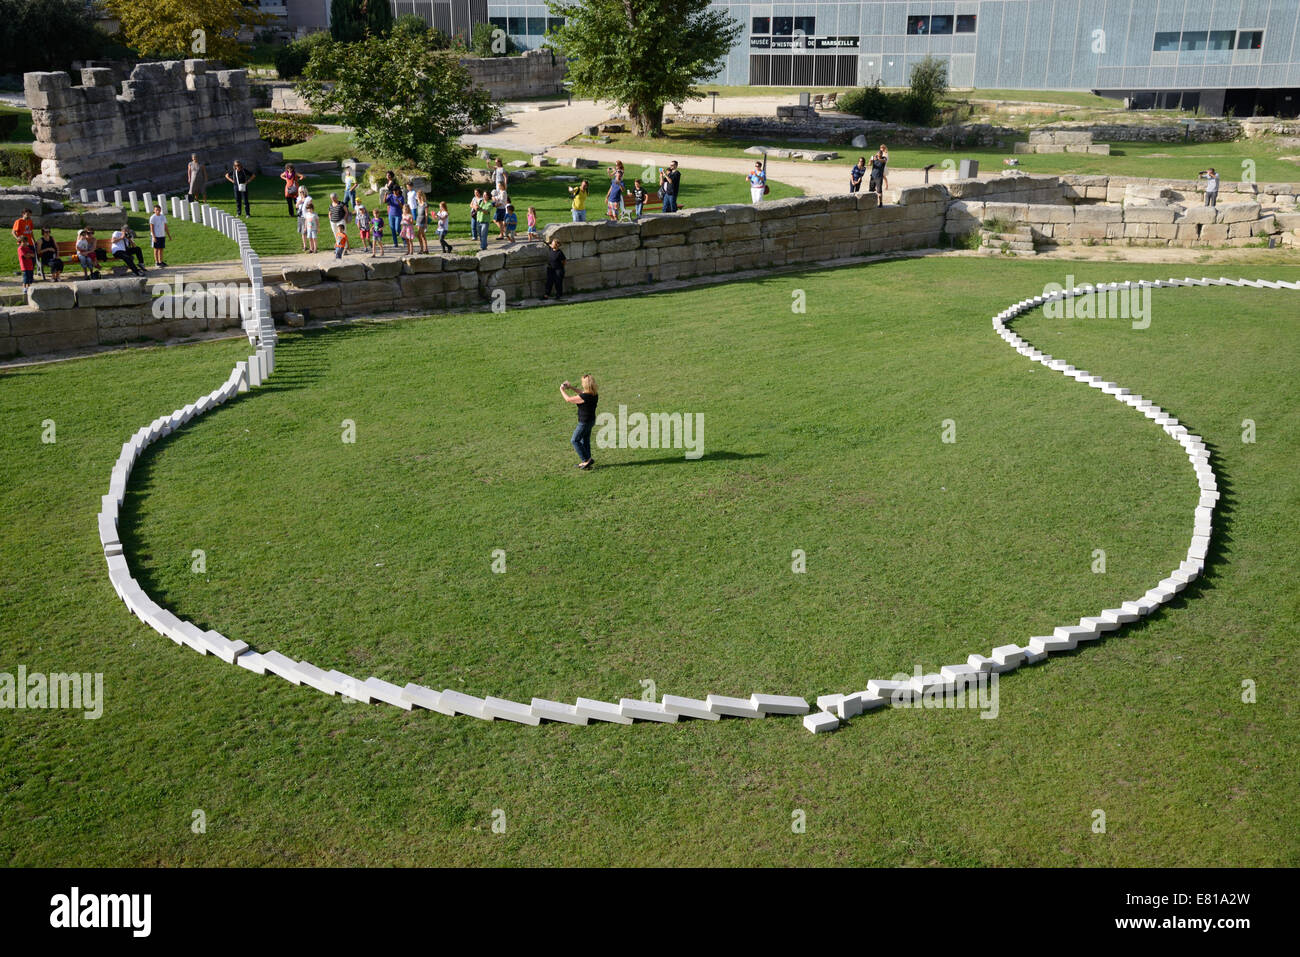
[849, 157, 866, 193]
[660, 161, 681, 212]
[542, 238, 566, 299]
[868, 151, 887, 204]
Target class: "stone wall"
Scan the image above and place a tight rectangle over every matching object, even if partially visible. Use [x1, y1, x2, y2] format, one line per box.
[460, 49, 567, 100]
[1, 188, 947, 358]
[1059, 174, 1298, 208]
[24, 60, 281, 192]
[1032, 121, 1241, 143]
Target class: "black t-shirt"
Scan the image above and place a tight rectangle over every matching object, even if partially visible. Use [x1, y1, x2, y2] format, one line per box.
[548, 247, 566, 270]
[576, 391, 597, 423]
[869, 155, 887, 179]
[664, 170, 680, 195]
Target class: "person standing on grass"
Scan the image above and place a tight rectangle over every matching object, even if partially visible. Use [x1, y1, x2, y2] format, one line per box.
[541, 237, 565, 300]
[660, 161, 681, 212]
[147, 203, 171, 267]
[187, 153, 207, 202]
[747, 160, 767, 203]
[849, 157, 866, 193]
[302, 200, 319, 254]
[17, 236, 36, 293]
[385, 185, 403, 249]
[559, 374, 598, 469]
[281, 164, 303, 215]
[1199, 168, 1220, 207]
[476, 198, 491, 250]
[436, 200, 452, 252]
[226, 160, 254, 217]
[415, 192, 429, 254]
[342, 166, 357, 210]
[11, 207, 34, 247]
[568, 180, 589, 221]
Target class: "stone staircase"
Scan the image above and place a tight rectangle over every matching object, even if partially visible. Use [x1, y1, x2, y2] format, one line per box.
[980, 224, 1036, 256]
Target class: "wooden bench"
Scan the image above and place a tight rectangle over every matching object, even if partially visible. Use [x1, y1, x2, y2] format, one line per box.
[615, 190, 663, 222]
[39, 237, 118, 279]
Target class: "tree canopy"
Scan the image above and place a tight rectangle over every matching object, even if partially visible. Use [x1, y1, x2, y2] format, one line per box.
[330, 0, 394, 43]
[299, 32, 496, 188]
[545, 0, 740, 136]
[105, 0, 269, 63]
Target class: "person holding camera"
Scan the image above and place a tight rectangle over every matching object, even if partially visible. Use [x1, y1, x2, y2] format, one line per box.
[1198, 168, 1220, 207]
[559, 373, 599, 470]
[568, 180, 589, 222]
[660, 161, 681, 212]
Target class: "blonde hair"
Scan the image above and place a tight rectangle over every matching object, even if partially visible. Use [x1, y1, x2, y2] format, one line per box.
[580, 374, 597, 395]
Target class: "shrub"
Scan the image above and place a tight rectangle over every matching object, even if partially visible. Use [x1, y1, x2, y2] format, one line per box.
[471, 21, 516, 57]
[0, 108, 33, 143]
[838, 82, 905, 123]
[0, 146, 40, 181]
[907, 56, 949, 126]
[256, 117, 318, 148]
[274, 31, 331, 80]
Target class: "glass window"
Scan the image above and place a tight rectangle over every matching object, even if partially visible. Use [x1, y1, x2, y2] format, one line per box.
[773, 16, 793, 36]
[1208, 30, 1234, 50]
[547, 16, 564, 31]
[507, 17, 523, 34]
[794, 16, 815, 36]
[1153, 32, 1180, 52]
[907, 16, 929, 36]
[489, 16, 507, 30]
[1181, 31, 1208, 51]
[956, 15, 976, 33]
[752, 17, 769, 35]
[1239, 30, 1263, 50]
[930, 15, 953, 35]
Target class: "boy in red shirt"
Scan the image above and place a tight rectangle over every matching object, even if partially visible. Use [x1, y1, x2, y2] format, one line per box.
[18, 236, 37, 293]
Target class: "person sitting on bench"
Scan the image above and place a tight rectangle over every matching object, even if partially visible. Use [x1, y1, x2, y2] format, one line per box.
[75, 229, 101, 278]
[111, 228, 145, 276]
[38, 228, 64, 280]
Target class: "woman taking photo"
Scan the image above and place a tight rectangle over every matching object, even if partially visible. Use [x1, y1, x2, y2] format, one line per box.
[560, 374, 598, 470]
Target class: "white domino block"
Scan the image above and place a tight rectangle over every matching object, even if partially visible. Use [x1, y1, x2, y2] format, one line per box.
[325, 673, 372, 703]
[482, 696, 541, 725]
[235, 362, 249, 393]
[1054, 623, 1099, 646]
[1158, 576, 1188, 594]
[816, 693, 843, 713]
[940, 663, 982, 683]
[1021, 646, 1048, 665]
[868, 678, 913, 697]
[661, 695, 720, 721]
[991, 644, 1026, 668]
[363, 677, 413, 709]
[236, 650, 267, 674]
[261, 651, 305, 684]
[1080, 615, 1121, 634]
[1028, 634, 1071, 654]
[401, 683, 452, 714]
[200, 630, 249, 663]
[803, 711, 841, 734]
[1099, 608, 1139, 627]
[750, 693, 809, 715]
[529, 698, 588, 725]
[294, 660, 347, 695]
[574, 697, 633, 724]
[247, 354, 263, 387]
[618, 698, 679, 723]
[441, 689, 491, 720]
[909, 672, 953, 694]
[705, 694, 764, 718]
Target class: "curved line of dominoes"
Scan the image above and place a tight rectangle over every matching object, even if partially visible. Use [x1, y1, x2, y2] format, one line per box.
[96, 223, 1287, 730]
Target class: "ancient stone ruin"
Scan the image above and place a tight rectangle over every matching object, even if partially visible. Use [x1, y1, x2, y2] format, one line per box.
[24, 59, 281, 192]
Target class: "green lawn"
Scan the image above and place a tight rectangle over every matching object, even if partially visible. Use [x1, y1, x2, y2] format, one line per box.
[2, 255, 1297, 866]
[588, 123, 1300, 183]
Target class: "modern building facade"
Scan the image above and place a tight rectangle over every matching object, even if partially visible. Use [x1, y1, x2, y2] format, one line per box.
[481, 1, 1300, 116]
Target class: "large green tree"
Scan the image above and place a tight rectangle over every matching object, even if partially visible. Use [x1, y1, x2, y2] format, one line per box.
[299, 32, 496, 187]
[545, 0, 740, 136]
[106, 0, 269, 63]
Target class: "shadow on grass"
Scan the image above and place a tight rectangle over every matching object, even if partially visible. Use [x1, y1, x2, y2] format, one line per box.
[592, 450, 766, 468]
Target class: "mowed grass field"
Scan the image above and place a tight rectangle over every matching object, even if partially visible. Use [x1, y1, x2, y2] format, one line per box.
[1, 256, 1297, 866]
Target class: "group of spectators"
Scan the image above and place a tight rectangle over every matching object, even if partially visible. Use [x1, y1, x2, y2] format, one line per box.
[848, 145, 891, 202]
[11, 204, 173, 293]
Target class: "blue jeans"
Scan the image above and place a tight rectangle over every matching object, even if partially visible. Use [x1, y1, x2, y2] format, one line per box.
[634, 202, 644, 219]
[478, 224, 488, 249]
[471, 218, 479, 241]
[571, 420, 593, 462]
[571, 209, 586, 222]
[388, 213, 401, 246]
[344, 186, 356, 208]
[661, 192, 677, 213]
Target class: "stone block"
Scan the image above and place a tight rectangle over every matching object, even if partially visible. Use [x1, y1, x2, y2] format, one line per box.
[362, 677, 414, 710]
[1215, 203, 1259, 225]
[803, 711, 841, 733]
[340, 279, 401, 305]
[322, 261, 366, 282]
[1199, 224, 1229, 242]
[482, 696, 541, 725]
[27, 284, 76, 310]
[400, 683, 451, 714]
[282, 267, 323, 287]
[704, 694, 764, 718]
[1124, 206, 1177, 224]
